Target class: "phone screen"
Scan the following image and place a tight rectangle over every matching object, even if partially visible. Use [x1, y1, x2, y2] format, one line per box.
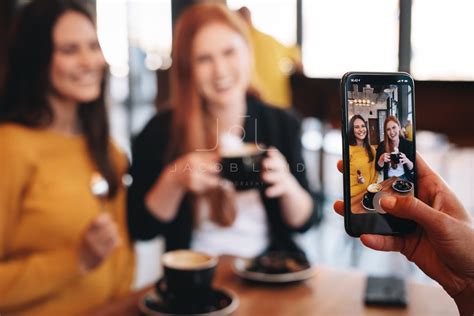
[341, 72, 417, 236]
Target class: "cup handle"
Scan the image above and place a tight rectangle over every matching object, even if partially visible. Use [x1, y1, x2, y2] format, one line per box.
[156, 278, 169, 301]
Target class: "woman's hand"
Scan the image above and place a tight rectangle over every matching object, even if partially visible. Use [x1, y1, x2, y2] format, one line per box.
[261, 147, 298, 198]
[145, 152, 220, 222]
[399, 152, 414, 170]
[262, 147, 313, 228]
[378, 152, 390, 168]
[173, 152, 220, 194]
[78, 213, 121, 273]
[334, 155, 474, 315]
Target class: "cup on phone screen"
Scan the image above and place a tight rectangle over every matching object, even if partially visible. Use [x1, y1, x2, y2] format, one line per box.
[390, 152, 401, 169]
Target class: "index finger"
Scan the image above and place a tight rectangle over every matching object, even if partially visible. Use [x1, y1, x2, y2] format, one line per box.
[265, 146, 284, 158]
[198, 152, 220, 162]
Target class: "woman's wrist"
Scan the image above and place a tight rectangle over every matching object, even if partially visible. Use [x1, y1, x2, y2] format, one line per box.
[162, 163, 183, 189]
[280, 174, 302, 199]
[145, 164, 185, 219]
[280, 178, 313, 228]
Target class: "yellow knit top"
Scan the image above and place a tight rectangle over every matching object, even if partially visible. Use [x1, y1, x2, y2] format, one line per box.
[0, 124, 134, 316]
[250, 25, 301, 108]
[349, 145, 379, 197]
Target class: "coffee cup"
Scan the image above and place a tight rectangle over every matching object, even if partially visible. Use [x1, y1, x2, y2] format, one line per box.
[157, 250, 218, 306]
[366, 183, 382, 209]
[220, 143, 266, 190]
[390, 152, 401, 168]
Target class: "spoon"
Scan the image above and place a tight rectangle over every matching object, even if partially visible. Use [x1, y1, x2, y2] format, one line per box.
[90, 172, 109, 212]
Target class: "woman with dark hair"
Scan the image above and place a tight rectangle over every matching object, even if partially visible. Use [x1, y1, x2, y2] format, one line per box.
[348, 114, 378, 197]
[376, 115, 415, 181]
[128, 3, 318, 257]
[0, 0, 134, 314]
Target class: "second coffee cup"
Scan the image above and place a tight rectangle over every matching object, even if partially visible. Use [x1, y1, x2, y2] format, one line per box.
[157, 250, 218, 305]
[366, 183, 382, 209]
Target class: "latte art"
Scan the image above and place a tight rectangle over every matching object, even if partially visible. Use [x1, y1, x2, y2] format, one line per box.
[162, 250, 216, 270]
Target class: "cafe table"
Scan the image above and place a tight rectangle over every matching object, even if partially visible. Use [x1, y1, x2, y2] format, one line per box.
[87, 255, 457, 316]
[351, 177, 413, 214]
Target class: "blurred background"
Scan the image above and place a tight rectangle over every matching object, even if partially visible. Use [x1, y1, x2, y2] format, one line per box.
[1, 0, 473, 289]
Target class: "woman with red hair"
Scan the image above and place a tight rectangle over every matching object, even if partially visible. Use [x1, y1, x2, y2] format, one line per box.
[128, 3, 318, 257]
[375, 115, 415, 181]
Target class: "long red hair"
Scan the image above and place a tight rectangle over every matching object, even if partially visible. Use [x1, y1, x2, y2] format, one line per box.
[169, 2, 258, 159]
[169, 3, 259, 226]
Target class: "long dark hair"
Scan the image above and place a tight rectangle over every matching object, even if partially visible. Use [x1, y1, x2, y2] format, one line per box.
[0, 0, 119, 198]
[348, 114, 374, 162]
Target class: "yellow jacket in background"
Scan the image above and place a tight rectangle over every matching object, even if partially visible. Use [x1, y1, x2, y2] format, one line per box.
[249, 25, 301, 108]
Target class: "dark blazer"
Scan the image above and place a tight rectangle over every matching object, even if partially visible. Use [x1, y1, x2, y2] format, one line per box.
[375, 137, 415, 181]
[127, 97, 319, 251]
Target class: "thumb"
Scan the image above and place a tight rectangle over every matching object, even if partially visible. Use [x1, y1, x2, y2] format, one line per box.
[380, 195, 447, 234]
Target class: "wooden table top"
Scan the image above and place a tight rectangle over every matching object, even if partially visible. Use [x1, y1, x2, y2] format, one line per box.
[86, 255, 457, 316]
[351, 177, 414, 214]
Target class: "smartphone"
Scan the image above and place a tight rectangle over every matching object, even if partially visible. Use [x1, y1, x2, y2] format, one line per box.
[364, 276, 407, 307]
[341, 72, 417, 236]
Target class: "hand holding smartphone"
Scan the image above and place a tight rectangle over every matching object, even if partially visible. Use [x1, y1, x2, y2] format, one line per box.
[341, 72, 417, 236]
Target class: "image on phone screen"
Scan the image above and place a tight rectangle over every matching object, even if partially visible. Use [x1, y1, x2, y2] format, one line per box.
[341, 72, 417, 236]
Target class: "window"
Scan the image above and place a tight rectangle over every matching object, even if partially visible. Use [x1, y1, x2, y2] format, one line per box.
[96, 0, 129, 77]
[128, 0, 172, 70]
[302, 0, 399, 78]
[96, 0, 172, 76]
[227, 0, 297, 46]
[411, 0, 474, 80]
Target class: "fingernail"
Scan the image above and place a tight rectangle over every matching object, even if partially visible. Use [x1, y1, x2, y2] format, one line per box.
[361, 234, 381, 249]
[381, 196, 396, 209]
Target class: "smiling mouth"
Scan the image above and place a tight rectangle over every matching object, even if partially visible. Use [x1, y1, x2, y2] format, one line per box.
[214, 77, 234, 92]
[71, 71, 102, 86]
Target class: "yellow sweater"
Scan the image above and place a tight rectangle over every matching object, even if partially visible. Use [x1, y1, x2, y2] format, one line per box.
[250, 26, 301, 108]
[349, 145, 378, 197]
[0, 124, 134, 316]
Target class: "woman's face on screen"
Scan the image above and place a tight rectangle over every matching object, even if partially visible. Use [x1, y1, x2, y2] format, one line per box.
[353, 118, 367, 142]
[386, 120, 400, 141]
